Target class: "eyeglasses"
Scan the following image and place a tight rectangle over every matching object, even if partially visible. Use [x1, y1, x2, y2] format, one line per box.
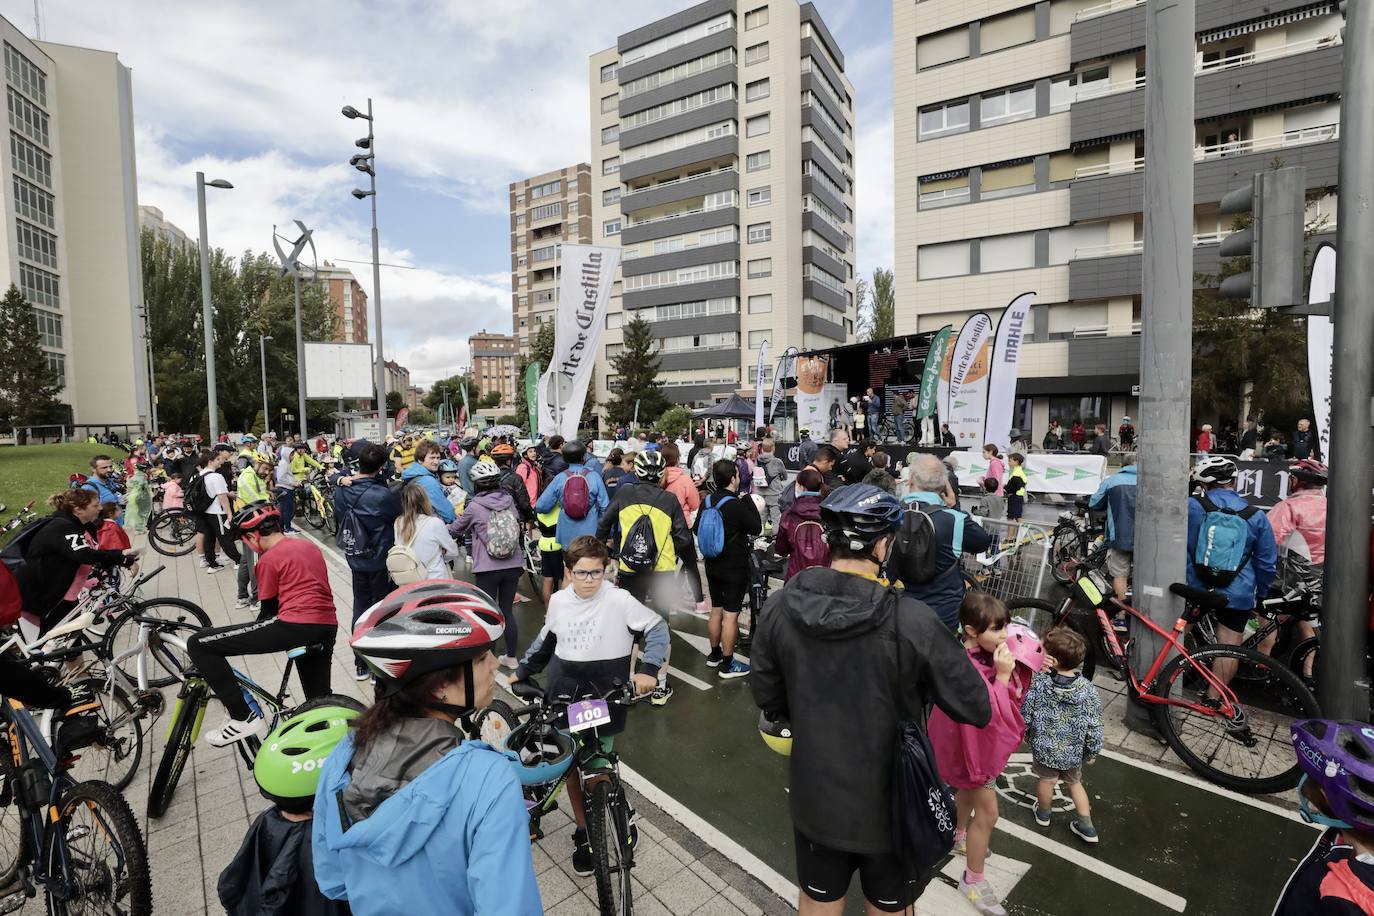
[570, 567, 607, 582]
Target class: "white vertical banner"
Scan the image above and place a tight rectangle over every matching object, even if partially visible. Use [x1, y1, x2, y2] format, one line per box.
[794, 355, 831, 433]
[947, 312, 994, 446]
[537, 244, 621, 439]
[1306, 243, 1335, 459]
[983, 292, 1036, 452]
[769, 349, 794, 423]
[753, 339, 769, 431]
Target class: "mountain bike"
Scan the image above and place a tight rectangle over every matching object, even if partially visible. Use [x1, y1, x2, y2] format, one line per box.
[1048, 498, 1106, 586]
[0, 502, 36, 549]
[0, 693, 151, 914]
[300, 475, 337, 536]
[146, 505, 198, 557]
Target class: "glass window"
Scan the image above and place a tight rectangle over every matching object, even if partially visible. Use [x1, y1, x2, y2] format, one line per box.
[918, 173, 970, 208]
[10, 133, 51, 187]
[531, 201, 561, 221]
[4, 44, 46, 105]
[601, 93, 618, 113]
[745, 42, 769, 65]
[748, 294, 773, 313]
[601, 62, 618, 83]
[601, 124, 619, 144]
[602, 157, 619, 175]
[32, 308, 61, 348]
[620, 48, 736, 99]
[918, 100, 970, 139]
[530, 179, 561, 199]
[7, 88, 48, 146]
[748, 329, 771, 348]
[1049, 76, 1075, 113]
[748, 222, 772, 243]
[746, 78, 770, 102]
[606, 311, 623, 329]
[917, 26, 969, 70]
[620, 84, 736, 131]
[15, 218, 57, 268]
[531, 245, 558, 263]
[621, 12, 734, 66]
[917, 240, 970, 279]
[746, 114, 770, 137]
[12, 176, 53, 228]
[622, 120, 736, 162]
[747, 186, 771, 207]
[747, 257, 772, 278]
[603, 187, 621, 206]
[18, 263, 58, 309]
[1049, 396, 1107, 429]
[604, 218, 621, 237]
[745, 6, 769, 29]
[747, 150, 770, 172]
[980, 86, 1036, 127]
[1048, 223, 1110, 264]
[980, 232, 1036, 271]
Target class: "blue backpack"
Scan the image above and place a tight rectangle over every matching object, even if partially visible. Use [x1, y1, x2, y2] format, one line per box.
[698, 494, 733, 559]
[1191, 494, 1260, 588]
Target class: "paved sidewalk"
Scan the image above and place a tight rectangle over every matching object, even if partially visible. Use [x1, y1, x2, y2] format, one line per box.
[125, 533, 791, 916]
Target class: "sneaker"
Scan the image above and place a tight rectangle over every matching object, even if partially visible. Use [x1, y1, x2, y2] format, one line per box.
[1033, 805, 1051, 828]
[952, 834, 967, 856]
[571, 830, 595, 877]
[959, 876, 1008, 916]
[354, 662, 372, 682]
[234, 596, 252, 609]
[1071, 820, 1099, 844]
[718, 659, 750, 680]
[649, 685, 673, 707]
[205, 715, 266, 747]
[705, 647, 723, 668]
[198, 557, 209, 569]
[205, 563, 222, 574]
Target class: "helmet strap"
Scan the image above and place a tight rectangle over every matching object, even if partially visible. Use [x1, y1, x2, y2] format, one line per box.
[1297, 775, 1355, 829]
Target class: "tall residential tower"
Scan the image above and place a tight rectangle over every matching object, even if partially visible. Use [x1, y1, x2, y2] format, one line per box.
[509, 164, 593, 355]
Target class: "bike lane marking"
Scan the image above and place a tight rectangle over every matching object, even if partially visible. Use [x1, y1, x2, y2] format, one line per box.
[1097, 747, 1314, 824]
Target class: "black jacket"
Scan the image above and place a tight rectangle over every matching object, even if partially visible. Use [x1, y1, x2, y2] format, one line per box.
[941, 430, 957, 447]
[1292, 428, 1321, 461]
[695, 489, 762, 576]
[838, 447, 871, 485]
[18, 512, 131, 616]
[218, 808, 349, 916]
[498, 466, 535, 523]
[751, 568, 990, 854]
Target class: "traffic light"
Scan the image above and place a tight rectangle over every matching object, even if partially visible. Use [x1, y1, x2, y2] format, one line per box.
[1217, 166, 1307, 308]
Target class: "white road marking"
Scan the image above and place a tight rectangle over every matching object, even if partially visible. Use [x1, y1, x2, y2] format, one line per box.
[1097, 748, 1315, 826]
[671, 627, 750, 665]
[665, 664, 714, 691]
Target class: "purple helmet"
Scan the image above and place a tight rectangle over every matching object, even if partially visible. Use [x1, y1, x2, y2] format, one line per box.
[1291, 719, 1374, 830]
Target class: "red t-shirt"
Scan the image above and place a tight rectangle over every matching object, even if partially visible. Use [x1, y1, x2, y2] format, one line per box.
[255, 537, 337, 626]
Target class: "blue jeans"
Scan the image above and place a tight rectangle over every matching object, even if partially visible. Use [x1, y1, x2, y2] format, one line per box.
[895, 414, 910, 442]
[866, 412, 881, 439]
[278, 488, 296, 532]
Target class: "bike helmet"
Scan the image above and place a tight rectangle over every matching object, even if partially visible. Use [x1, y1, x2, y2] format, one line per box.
[1291, 719, 1374, 831]
[254, 702, 362, 811]
[1289, 459, 1328, 489]
[819, 484, 903, 552]
[759, 711, 793, 757]
[491, 443, 515, 461]
[634, 449, 666, 481]
[798, 427, 810, 438]
[232, 501, 281, 534]
[1191, 455, 1238, 485]
[561, 440, 587, 464]
[351, 580, 504, 709]
[240, 434, 258, 444]
[460, 436, 479, 452]
[1006, 623, 1046, 672]
[470, 460, 502, 491]
[502, 718, 576, 787]
[437, 458, 460, 474]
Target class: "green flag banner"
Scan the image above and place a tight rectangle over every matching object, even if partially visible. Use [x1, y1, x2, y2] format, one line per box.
[916, 325, 953, 419]
[525, 362, 542, 440]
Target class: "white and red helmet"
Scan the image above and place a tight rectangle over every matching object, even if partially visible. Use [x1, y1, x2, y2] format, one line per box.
[350, 580, 504, 688]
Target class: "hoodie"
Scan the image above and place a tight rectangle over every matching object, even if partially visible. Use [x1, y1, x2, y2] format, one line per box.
[400, 463, 455, 523]
[217, 809, 346, 916]
[313, 721, 542, 916]
[450, 488, 524, 573]
[535, 460, 609, 548]
[750, 568, 990, 853]
[1020, 670, 1104, 771]
[662, 465, 700, 526]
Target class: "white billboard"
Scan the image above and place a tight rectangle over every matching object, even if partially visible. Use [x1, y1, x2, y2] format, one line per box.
[304, 342, 375, 399]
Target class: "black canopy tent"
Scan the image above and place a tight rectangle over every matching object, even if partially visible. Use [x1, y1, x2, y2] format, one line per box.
[691, 394, 758, 419]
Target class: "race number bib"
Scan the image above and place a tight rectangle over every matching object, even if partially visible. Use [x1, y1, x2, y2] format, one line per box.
[567, 698, 611, 733]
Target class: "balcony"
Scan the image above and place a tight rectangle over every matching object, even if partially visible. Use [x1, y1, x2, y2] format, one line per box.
[1071, 0, 1326, 65]
[620, 166, 737, 215]
[621, 241, 740, 278]
[620, 204, 739, 245]
[623, 275, 740, 311]
[619, 134, 737, 184]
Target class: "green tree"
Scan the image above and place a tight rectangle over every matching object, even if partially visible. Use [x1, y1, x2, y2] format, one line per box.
[856, 268, 894, 342]
[424, 372, 477, 425]
[0, 284, 64, 435]
[605, 316, 668, 427]
[385, 390, 404, 413]
[654, 405, 693, 439]
[478, 390, 503, 409]
[408, 406, 436, 425]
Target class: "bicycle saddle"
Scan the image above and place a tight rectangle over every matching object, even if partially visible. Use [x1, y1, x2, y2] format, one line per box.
[285, 642, 331, 659]
[1169, 583, 1228, 610]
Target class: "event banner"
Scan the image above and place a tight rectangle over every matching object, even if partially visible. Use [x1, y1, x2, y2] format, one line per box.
[754, 339, 769, 432]
[538, 244, 621, 438]
[984, 293, 1036, 451]
[947, 450, 1107, 496]
[937, 335, 955, 426]
[917, 325, 953, 419]
[770, 348, 795, 423]
[1306, 243, 1334, 460]
[947, 313, 994, 447]
[794, 354, 831, 433]
[524, 361, 542, 440]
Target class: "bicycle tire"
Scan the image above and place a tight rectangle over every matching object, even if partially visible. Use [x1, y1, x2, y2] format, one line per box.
[147, 509, 197, 558]
[1152, 644, 1320, 794]
[1289, 636, 1321, 691]
[1049, 525, 1085, 586]
[102, 599, 210, 689]
[1007, 597, 1099, 682]
[587, 779, 632, 916]
[471, 699, 518, 747]
[0, 737, 24, 890]
[302, 489, 324, 529]
[65, 677, 142, 792]
[290, 693, 366, 718]
[46, 779, 152, 916]
[147, 682, 206, 818]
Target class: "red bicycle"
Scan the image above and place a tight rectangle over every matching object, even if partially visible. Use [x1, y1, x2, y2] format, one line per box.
[1014, 569, 1319, 794]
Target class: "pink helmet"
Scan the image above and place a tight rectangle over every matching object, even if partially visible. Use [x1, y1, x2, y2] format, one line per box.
[1006, 623, 1045, 672]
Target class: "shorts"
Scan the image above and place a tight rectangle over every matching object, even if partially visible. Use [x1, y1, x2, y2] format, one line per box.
[540, 548, 563, 580]
[794, 830, 923, 912]
[1106, 548, 1133, 579]
[1031, 761, 1083, 785]
[706, 572, 747, 614]
[1215, 606, 1254, 634]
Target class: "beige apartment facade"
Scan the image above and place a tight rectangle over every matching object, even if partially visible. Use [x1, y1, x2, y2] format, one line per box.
[316, 261, 369, 345]
[509, 163, 592, 355]
[590, 0, 857, 415]
[470, 330, 518, 408]
[894, 0, 1342, 439]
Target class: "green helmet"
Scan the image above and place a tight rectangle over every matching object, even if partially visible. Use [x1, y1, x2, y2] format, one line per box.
[253, 704, 360, 805]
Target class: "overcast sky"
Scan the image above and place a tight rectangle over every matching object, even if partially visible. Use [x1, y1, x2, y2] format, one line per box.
[8, 0, 894, 388]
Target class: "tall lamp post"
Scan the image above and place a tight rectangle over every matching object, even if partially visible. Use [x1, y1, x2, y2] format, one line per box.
[258, 334, 272, 435]
[342, 101, 386, 435]
[195, 172, 233, 440]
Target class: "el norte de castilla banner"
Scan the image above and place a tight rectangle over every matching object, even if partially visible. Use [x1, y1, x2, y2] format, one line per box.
[945, 313, 993, 446]
[538, 244, 621, 439]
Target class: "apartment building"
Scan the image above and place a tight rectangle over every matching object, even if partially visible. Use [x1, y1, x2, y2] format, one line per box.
[0, 16, 149, 429]
[590, 0, 857, 413]
[404, 385, 424, 412]
[470, 330, 518, 408]
[384, 359, 410, 396]
[316, 261, 369, 345]
[894, 0, 1342, 439]
[509, 164, 592, 355]
[138, 205, 190, 249]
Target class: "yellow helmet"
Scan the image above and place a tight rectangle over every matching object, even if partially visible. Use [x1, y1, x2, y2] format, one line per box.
[758, 711, 792, 757]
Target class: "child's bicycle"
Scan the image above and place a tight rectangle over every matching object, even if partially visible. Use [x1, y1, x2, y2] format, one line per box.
[300, 473, 337, 536]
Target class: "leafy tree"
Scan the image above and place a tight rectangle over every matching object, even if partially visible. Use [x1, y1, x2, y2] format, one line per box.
[514, 322, 554, 433]
[408, 406, 436, 425]
[496, 414, 520, 426]
[478, 390, 503, 409]
[654, 405, 693, 439]
[0, 284, 64, 437]
[385, 390, 404, 413]
[605, 316, 668, 427]
[424, 372, 477, 425]
[856, 269, 894, 342]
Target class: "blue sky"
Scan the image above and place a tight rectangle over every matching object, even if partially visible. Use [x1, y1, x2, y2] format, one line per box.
[7, 0, 895, 386]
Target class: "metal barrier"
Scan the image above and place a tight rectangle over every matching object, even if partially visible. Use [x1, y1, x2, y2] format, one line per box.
[961, 517, 1053, 604]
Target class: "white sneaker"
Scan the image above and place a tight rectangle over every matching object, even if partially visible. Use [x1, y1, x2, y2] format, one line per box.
[234, 596, 252, 609]
[205, 715, 266, 747]
[959, 877, 1007, 916]
[499, 656, 518, 669]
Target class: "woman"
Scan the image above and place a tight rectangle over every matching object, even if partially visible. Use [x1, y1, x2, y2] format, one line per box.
[313, 583, 541, 915]
[772, 466, 829, 580]
[394, 483, 459, 580]
[602, 447, 629, 494]
[515, 443, 542, 504]
[450, 462, 523, 668]
[22, 489, 139, 632]
[980, 443, 1006, 496]
[1197, 423, 1214, 455]
[695, 460, 762, 679]
[660, 443, 700, 527]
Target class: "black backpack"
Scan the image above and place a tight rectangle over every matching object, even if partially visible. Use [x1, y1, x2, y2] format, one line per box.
[619, 507, 660, 574]
[335, 502, 372, 559]
[182, 473, 212, 514]
[890, 504, 945, 586]
[0, 517, 57, 625]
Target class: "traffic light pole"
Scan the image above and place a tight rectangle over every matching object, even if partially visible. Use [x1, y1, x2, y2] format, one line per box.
[1129, 0, 1195, 732]
[1321, 0, 1374, 718]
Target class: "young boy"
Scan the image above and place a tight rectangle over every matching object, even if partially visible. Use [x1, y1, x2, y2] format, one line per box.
[1004, 453, 1027, 524]
[514, 535, 666, 879]
[1021, 626, 1103, 843]
[438, 459, 466, 516]
[973, 477, 1006, 520]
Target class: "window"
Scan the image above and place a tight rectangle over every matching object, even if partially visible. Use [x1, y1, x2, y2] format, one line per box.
[600, 62, 618, 83]
[746, 114, 770, 137]
[518, 295, 528, 306]
[4, 44, 46, 105]
[620, 84, 735, 131]
[603, 187, 621, 206]
[746, 150, 770, 172]
[15, 219, 56, 268]
[747, 257, 772, 278]
[746, 78, 770, 102]
[620, 48, 735, 99]
[530, 179, 561, 199]
[622, 261, 737, 292]
[745, 42, 769, 65]
[531, 245, 558, 263]
[917, 240, 971, 279]
[601, 94, 618, 113]
[568, 200, 578, 215]
[748, 222, 772, 243]
[918, 100, 969, 139]
[10, 133, 51, 187]
[621, 12, 734, 66]
[1048, 223, 1110, 264]
[13, 176, 53, 228]
[980, 231, 1036, 271]
[747, 186, 771, 207]
[745, 6, 769, 29]
[516, 254, 527, 267]
[980, 86, 1036, 127]
[44, 351, 63, 381]
[533, 289, 556, 304]
[33, 308, 60, 348]
[980, 8, 1035, 54]
[19, 263, 58, 309]
[601, 124, 619, 144]
[1049, 396, 1107, 430]
[917, 26, 969, 70]
[979, 161, 1035, 200]
[748, 294, 773, 313]
[604, 218, 621, 237]
[7, 88, 47, 146]
[919, 173, 970, 208]
[748, 329, 771, 348]
[654, 331, 738, 354]
[803, 263, 845, 295]
[531, 201, 561, 221]
[651, 226, 737, 254]
[602, 157, 619, 175]
[621, 120, 735, 163]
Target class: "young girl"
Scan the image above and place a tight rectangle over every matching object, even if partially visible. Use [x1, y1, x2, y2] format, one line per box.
[980, 444, 1005, 496]
[928, 593, 1039, 916]
[1004, 453, 1027, 524]
[161, 470, 184, 511]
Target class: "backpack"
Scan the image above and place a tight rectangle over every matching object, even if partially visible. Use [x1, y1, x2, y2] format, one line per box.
[484, 504, 521, 559]
[183, 473, 212, 514]
[562, 469, 591, 521]
[891, 503, 961, 587]
[698, 494, 733, 559]
[735, 458, 753, 496]
[0, 517, 56, 626]
[1191, 494, 1260, 588]
[619, 508, 661, 573]
[386, 521, 427, 585]
[335, 500, 372, 560]
[790, 518, 829, 572]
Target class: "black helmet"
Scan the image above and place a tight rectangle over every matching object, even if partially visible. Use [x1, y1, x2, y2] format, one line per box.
[562, 439, 586, 465]
[634, 450, 666, 481]
[819, 484, 903, 552]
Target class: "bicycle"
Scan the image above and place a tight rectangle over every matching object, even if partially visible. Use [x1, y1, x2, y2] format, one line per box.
[1048, 498, 1107, 586]
[300, 474, 337, 536]
[477, 678, 650, 916]
[146, 504, 198, 558]
[0, 502, 36, 548]
[0, 693, 151, 914]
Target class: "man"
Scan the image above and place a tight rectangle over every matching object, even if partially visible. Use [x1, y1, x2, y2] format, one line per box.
[82, 455, 124, 525]
[780, 444, 842, 514]
[540, 434, 569, 482]
[332, 444, 403, 679]
[536, 440, 610, 551]
[940, 423, 957, 448]
[1043, 420, 1064, 451]
[797, 427, 818, 467]
[751, 484, 991, 914]
[1088, 455, 1137, 601]
[757, 439, 787, 531]
[257, 433, 277, 463]
[1118, 416, 1136, 449]
[1293, 418, 1321, 461]
[235, 435, 260, 473]
[890, 389, 912, 444]
[897, 455, 993, 629]
[863, 387, 881, 440]
[833, 428, 870, 485]
[400, 440, 457, 523]
[1089, 424, 1113, 457]
[1239, 418, 1259, 460]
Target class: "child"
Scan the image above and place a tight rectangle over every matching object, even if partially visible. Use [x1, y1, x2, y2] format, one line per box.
[218, 703, 357, 915]
[161, 470, 184, 511]
[126, 464, 152, 534]
[1275, 719, 1374, 913]
[1004, 453, 1027, 524]
[1021, 626, 1103, 843]
[927, 593, 1036, 916]
[974, 477, 1006, 520]
[438, 459, 466, 516]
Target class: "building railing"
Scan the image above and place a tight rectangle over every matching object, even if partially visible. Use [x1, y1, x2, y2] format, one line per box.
[1071, 232, 1222, 260]
[1074, 0, 1144, 24]
[622, 165, 736, 199]
[1195, 35, 1340, 74]
[1074, 124, 1340, 179]
[1071, 321, 1142, 338]
[626, 197, 736, 229]
[1073, 74, 1147, 103]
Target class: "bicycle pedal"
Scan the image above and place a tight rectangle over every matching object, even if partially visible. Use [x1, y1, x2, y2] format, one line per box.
[0, 891, 26, 914]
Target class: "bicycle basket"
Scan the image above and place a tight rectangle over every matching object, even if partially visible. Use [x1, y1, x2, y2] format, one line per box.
[1071, 568, 1112, 610]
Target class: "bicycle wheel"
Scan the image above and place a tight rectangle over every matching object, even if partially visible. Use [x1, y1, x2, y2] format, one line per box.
[471, 699, 518, 748]
[46, 780, 152, 916]
[102, 599, 210, 689]
[0, 736, 23, 891]
[65, 678, 142, 792]
[147, 509, 197, 558]
[587, 780, 633, 916]
[1152, 644, 1320, 794]
[147, 682, 206, 818]
[302, 489, 324, 529]
[1006, 598, 1098, 682]
[1289, 636, 1321, 691]
[1049, 525, 1085, 586]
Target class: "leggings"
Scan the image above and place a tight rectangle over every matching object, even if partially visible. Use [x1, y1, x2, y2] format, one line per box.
[199, 512, 241, 566]
[474, 567, 521, 657]
[186, 617, 335, 720]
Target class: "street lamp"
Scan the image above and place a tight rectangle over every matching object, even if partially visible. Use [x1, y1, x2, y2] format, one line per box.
[196, 171, 233, 440]
[259, 334, 272, 436]
[342, 100, 387, 435]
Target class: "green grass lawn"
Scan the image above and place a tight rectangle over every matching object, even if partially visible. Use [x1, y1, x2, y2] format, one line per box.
[0, 442, 117, 516]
